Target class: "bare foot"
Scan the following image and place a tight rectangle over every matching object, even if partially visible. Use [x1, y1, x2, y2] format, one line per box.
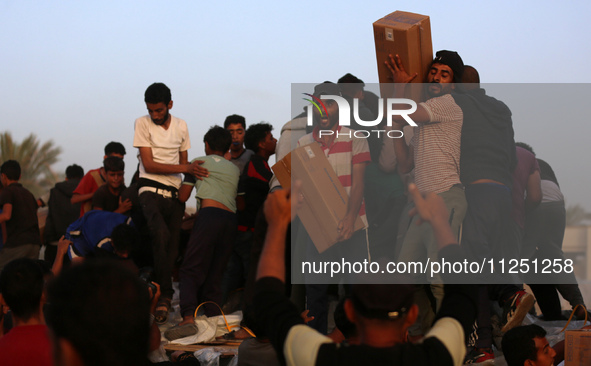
[179, 315, 194, 326]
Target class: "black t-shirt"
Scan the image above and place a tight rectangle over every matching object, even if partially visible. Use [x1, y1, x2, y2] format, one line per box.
[237, 155, 272, 229]
[0, 183, 40, 247]
[91, 184, 126, 213]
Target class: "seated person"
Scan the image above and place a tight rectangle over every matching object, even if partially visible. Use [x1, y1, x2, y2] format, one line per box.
[502, 324, 561, 366]
[0, 258, 52, 366]
[254, 184, 477, 366]
[92, 156, 132, 214]
[52, 210, 138, 275]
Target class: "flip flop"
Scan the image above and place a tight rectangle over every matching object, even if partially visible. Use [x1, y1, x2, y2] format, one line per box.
[164, 323, 198, 341]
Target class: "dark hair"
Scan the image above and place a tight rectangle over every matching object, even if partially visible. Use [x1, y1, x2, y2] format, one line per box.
[66, 164, 84, 180]
[144, 82, 171, 105]
[516, 142, 535, 156]
[204, 125, 232, 153]
[0, 258, 44, 321]
[103, 156, 125, 173]
[111, 224, 139, 254]
[338, 73, 365, 85]
[35, 259, 53, 278]
[244, 122, 273, 153]
[224, 114, 246, 129]
[502, 324, 547, 366]
[0, 160, 21, 181]
[430, 50, 464, 83]
[104, 142, 126, 156]
[46, 260, 151, 366]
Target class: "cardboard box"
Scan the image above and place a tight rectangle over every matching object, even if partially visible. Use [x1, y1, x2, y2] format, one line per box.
[373, 11, 433, 102]
[271, 143, 365, 253]
[565, 329, 591, 366]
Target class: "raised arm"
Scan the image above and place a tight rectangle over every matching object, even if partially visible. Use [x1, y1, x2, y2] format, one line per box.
[256, 187, 292, 282]
[384, 54, 431, 123]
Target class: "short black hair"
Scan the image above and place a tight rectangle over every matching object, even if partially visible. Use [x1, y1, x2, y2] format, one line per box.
[103, 156, 125, 173]
[502, 324, 547, 366]
[0, 258, 44, 321]
[0, 160, 21, 181]
[338, 73, 365, 85]
[430, 50, 464, 83]
[111, 224, 139, 254]
[144, 82, 171, 105]
[204, 125, 232, 153]
[244, 122, 273, 153]
[104, 142, 126, 156]
[224, 114, 246, 129]
[46, 260, 151, 366]
[516, 142, 535, 156]
[66, 164, 84, 180]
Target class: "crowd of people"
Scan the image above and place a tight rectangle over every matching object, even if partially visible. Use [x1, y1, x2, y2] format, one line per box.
[0, 49, 587, 366]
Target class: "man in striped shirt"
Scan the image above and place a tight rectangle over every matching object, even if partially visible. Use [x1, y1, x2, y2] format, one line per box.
[387, 51, 468, 336]
[297, 82, 371, 334]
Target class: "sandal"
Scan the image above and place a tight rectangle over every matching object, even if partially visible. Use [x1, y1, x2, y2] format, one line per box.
[215, 328, 254, 341]
[154, 298, 171, 325]
[164, 323, 198, 341]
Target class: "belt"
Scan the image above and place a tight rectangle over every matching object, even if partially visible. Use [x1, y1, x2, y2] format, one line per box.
[138, 186, 178, 199]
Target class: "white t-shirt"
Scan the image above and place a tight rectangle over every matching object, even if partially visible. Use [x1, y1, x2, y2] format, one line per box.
[133, 115, 191, 188]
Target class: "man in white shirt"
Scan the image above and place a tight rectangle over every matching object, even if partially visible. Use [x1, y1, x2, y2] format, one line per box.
[133, 82, 206, 324]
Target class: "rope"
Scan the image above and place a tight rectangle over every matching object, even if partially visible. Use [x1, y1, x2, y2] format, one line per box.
[560, 304, 588, 333]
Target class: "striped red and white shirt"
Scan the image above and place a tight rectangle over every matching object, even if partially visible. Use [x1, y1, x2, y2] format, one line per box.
[298, 126, 371, 226]
[412, 94, 463, 194]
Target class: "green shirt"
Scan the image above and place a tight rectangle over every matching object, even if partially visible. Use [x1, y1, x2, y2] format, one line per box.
[183, 155, 240, 212]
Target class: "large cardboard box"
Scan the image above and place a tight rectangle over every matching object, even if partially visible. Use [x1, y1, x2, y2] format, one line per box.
[373, 11, 433, 102]
[271, 143, 365, 253]
[565, 329, 591, 366]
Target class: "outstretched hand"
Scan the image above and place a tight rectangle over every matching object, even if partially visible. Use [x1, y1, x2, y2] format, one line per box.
[385, 54, 418, 84]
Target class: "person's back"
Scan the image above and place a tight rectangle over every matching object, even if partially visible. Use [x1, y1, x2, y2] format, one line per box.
[0, 160, 41, 270]
[176, 126, 240, 325]
[44, 164, 84, 263]
[454, 86, 515, 187]
[46, 259, 151, 366]
[0, 258, 52, 366]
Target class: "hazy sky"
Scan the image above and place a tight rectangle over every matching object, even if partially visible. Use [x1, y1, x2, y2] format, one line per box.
[1, 1, 590, 210]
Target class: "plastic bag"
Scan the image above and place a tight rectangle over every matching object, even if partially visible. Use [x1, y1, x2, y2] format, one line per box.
[169, 311, 242, 345]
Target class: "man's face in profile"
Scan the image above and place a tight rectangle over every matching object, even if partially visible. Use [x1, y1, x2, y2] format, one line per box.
[530, 337, 556, 366]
